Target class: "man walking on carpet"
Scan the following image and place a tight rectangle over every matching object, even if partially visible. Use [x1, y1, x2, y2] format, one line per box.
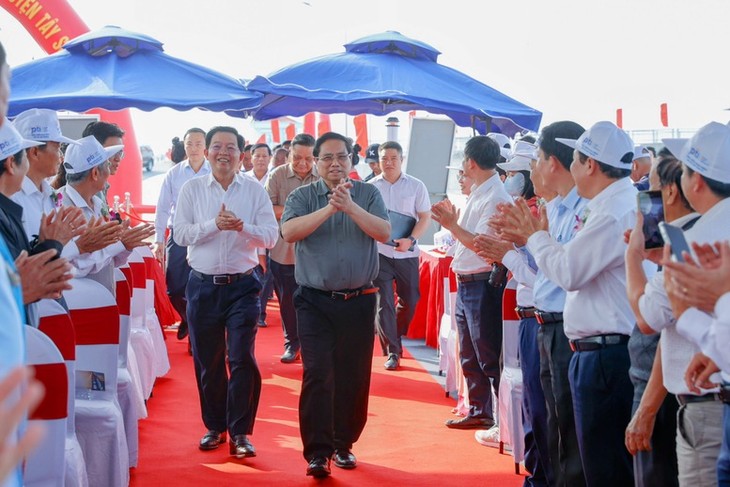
[281, 131, 390, 478]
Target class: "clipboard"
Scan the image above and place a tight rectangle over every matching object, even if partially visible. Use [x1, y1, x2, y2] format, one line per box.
[384, 210, 417, 249]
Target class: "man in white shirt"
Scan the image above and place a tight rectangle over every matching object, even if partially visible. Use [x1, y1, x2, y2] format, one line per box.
[370, 141, 431, 370]
[638, 122, 730, 485]
[245, 142, 274, 326]
[431, 135, 512, 430]
[174, 126, 278, 459]
[497, 121, 637, 485]
[153, 127, 210, 341]
[61, 136, 154, 295]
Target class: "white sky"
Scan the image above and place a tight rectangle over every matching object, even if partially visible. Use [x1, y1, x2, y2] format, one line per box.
[2, 0, 730, 155]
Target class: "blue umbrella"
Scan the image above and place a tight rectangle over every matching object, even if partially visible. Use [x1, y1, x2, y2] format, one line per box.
[8, 26, 261, 116]
[247, 31, 541, 136]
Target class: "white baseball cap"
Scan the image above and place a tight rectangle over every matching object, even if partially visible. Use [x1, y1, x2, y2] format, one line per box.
[487, 132, 511, 150]
[63, 135, 124, 174]
[498, 140, 537, 172]
[632, 145, 652, 161]
[662, 121, 730, 184]
[12, 108, 79, 145]
[0, 118, 43, 160]
[556, 121, 634, 169]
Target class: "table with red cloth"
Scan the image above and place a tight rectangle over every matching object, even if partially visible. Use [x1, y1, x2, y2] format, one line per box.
[406, 246, 456, 348]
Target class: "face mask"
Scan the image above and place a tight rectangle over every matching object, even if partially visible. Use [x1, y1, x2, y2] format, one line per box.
[504, 172, 526, 197]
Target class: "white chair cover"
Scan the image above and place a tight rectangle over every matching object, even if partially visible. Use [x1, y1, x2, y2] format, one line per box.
[66, 278, 129, 487]
[24, 327, 67, 487]
[438, 278, 459, 395]
[37, 299, 89, 487]
[135, 247, 170, 378]
[498, 278, 525, 464]
[122, 257, 156, 400]
[114, 268, 144, 468]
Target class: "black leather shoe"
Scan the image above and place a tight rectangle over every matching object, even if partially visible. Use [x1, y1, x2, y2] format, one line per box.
[306, 456, 331, 478]
[176, 321, 188, 340]
[257, 319, 268, 328]
[445, 416, 495, 430]
[199, 430, 226, 450]
[229, 434, 256, 458]
[333, 449, 357, 469]
[280, 349, 300, 363]
[384, 353, 399, 370]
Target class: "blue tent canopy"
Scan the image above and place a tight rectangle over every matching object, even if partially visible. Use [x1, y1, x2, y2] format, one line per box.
[8, 26, 261, 116]
[247, 31, 542, 136]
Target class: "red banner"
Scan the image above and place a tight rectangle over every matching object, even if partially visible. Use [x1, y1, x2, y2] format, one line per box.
[660, 103, 669, 127]
[616, 108, 623, 129]
[354, 114, 368, 154]
[318, 113, 331, 137]
[271, 119, 281, 143]
[285, 123, 296, 140]
[303, 112, 316, 136]
[256, 134, 266, 144]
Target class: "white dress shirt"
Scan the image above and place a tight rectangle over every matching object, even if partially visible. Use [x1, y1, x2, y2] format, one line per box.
[173, 172, 278, 275]
[677, 293, 730, 383]
[451, 173, 512, 274]
[154, 159, 210, 243]
[12, 177, 80, 260]
[503, 249, 536, 307]
[526, 177, 637, 340]
[59, 185, 130, 294]
[370, 172, 431, 259]
[244, 169, 269, 188]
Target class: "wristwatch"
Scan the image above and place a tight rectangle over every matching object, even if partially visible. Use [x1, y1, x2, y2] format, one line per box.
[407, 236, 417, 244]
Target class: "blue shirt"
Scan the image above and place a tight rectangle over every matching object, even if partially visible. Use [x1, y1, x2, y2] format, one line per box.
[0, 235, 25, 487]
[532, 186, 588, 312]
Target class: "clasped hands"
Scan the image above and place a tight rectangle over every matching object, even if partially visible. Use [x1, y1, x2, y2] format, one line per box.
[216, 204, 243, 232]
[327, 179, 355, 214]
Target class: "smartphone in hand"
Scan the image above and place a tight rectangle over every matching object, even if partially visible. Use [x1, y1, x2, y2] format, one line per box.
[658, 222, 691, 262]
[637, 190, 664, 249]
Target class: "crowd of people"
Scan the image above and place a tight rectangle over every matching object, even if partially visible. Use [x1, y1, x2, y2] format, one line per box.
[3, 31, 730, 487]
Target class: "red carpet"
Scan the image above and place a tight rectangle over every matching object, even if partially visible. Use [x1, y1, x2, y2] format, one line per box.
[131, 301, 525, 486]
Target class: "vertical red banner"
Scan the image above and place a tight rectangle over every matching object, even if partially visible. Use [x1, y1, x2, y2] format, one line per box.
[285, 123, 296, 140]
[353, 114, 368, 154]
[660, 103, 669, 127]
[318, 114, 332, 137]
[256, 134, 266, 144]
[616, 108, 623, 129]
[303, 113, 316, 136]
[271, 119, 281, 143]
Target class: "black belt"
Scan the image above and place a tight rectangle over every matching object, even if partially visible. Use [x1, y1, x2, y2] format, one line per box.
[191, 268, 254, 285]
[302, 285, 380, 301]
[721, 385, 730, 405]
[516, 306, 536, 319]
[677, 393, 723, 407]
[569, 333, 630, 352]
[456, 272, 491, 283]
[535, 309, 563, 325]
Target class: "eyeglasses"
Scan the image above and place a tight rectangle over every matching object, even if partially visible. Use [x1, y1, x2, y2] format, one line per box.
[110, 149, 124, 161]
[317, 153, 351, 164]
[209, 144, 240, 154]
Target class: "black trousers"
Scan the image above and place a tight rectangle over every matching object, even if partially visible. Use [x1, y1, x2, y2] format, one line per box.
[186, 271, 262, 436]
[374, 255, 420, 357]
[270, 260, 299, 353]
[166, 228, 190, 325]
[538, 321, 586, 487]
[294, 286, 377, 460]
[569, 343, 634, 487]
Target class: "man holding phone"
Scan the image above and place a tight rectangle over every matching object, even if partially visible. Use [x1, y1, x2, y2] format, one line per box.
[631, 122, 730, 485]
[370, 141, 431, 370]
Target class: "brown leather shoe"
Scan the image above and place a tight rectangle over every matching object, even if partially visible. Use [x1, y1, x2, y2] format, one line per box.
[306, 456, 331, 478]
[333, 449, 357, 469]
[199, 430, 226, 450]
[229, 434, 256, 458]
[445, 416, 495, 430]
